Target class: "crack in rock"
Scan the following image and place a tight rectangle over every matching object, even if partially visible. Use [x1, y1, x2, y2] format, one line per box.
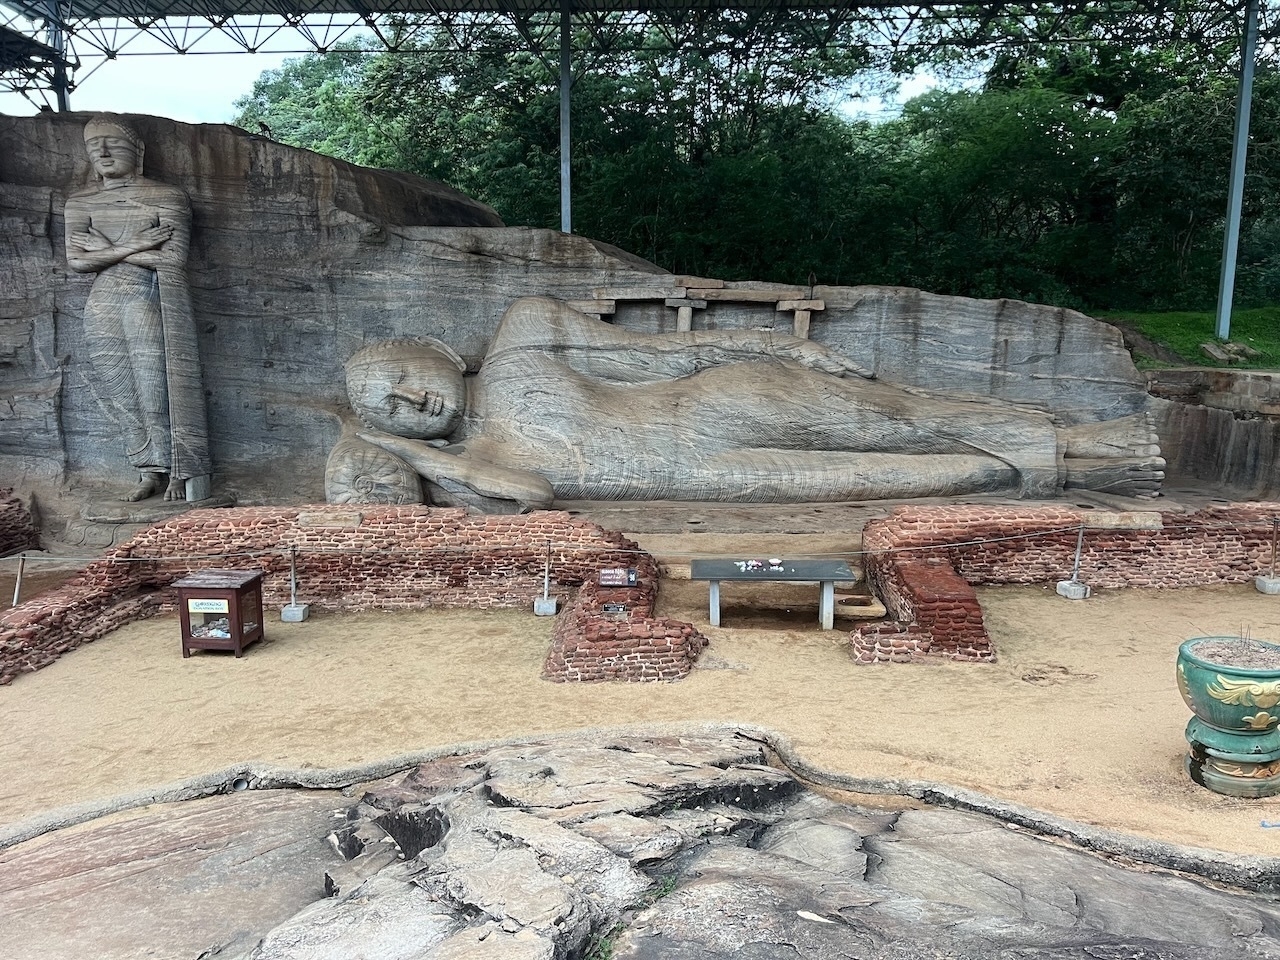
[221, 733, 1280, 960]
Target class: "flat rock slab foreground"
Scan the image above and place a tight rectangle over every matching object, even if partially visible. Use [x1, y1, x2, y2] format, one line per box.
[1, 732, 1277, 960]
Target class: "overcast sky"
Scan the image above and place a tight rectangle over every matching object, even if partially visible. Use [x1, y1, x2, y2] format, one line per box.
[0, 29, 938, 125]
[0, 29, 291, 123]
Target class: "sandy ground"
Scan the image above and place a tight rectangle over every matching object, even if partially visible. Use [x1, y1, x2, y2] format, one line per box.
[3, 569, 1280, 857]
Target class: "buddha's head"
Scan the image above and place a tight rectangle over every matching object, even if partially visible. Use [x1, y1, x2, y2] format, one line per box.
[346, 338, 468, 439]
[83, 116, 145, 182]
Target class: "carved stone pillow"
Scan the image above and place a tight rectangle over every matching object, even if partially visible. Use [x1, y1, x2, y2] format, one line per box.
[324, 434, 423, 505]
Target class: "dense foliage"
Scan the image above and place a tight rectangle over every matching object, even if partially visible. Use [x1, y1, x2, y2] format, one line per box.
[233, 15, 1280, 312]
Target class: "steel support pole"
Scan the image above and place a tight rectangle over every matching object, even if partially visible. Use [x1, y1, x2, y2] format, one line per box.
[1215, 0, 1260, 341]
[11, 555, 26, 608]
[558, 0, 572, 234]
[51, 32, 70, 110]
[44, 1, 70, 111]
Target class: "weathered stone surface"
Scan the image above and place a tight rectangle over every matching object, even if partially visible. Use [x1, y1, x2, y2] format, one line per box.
[865, 808, 1279, 949]
[574, 812, 687, 864]
[429, 923, 554, 959]
[249, 868, 462, 959]
[476, 735, 796, 818]
[3, 733, 1280, 960]
[0, 790, 346, 960]
[245, 733, 785, 960]
[256, 734, 1280, 960]
[1149, 369, 1280, 498]
[614, 801, 1280, 959]
[754, 814, 873, 879]
[613, 844, 888, 958]
[2, 112, 1154, 527]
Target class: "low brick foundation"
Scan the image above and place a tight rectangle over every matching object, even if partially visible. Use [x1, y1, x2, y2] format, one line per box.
[851, 559, 990, 664]
[0, 488, 38, 555]
[853, 503, 1280, 665]
[543, 565, 708, 683]
[0, 505, 702, 685]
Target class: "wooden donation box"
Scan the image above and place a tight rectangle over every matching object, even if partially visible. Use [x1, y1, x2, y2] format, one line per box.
[174, 569, 265, 658]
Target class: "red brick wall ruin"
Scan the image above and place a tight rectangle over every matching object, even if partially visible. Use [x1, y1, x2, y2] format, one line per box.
[0, 506, 704, 685]
[542, 570, 708, 683]
[852, 503, 1280, 665]
[0, 488, 38, 556]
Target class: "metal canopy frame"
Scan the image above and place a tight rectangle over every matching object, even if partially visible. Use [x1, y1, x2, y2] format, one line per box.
[4, 1, 1264, 104]
[0, 0, 1270, 335]
[1, 21, 57, 67]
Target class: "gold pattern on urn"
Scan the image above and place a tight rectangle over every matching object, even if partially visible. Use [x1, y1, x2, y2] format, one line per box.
[1241, 711, 1279, 731]
[1207, 674, 1280, 709]
[1207, 757, 1280, 780]
[1176, 663, 1194, 709]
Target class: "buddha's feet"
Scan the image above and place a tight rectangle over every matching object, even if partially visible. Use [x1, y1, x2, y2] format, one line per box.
[1061, 414, 1161, 460]
[122, 472, 167, 502]
[163, 475, 189, 501]
[1064, 457, 1165, 497]
[1061, 414, 1164, 497]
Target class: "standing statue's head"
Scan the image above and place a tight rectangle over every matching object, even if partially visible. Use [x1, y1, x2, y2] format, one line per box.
[346, 338, 468, 439]
[83, 116, 145, 183]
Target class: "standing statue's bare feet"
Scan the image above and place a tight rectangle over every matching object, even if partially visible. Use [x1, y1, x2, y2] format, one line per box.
[122, 472, 166, 502]
[163, 475, 188, 501]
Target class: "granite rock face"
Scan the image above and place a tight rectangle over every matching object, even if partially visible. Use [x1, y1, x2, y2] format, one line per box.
[0, 790, 347, 960]
[1, 112, 1153, 526]
[248, 734, 1277, 960]
[2, 733, 1278, 960]
[1, 112, 669, 518]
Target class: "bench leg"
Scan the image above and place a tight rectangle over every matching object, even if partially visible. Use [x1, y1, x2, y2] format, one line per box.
[709, 580, 721, 627]
[819, 580, 835, 630]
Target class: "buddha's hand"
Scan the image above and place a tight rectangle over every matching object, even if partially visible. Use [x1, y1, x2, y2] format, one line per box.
[70, 227, 112, 252]
[780, 340, 874, 380]
[127, 221, 174, 251]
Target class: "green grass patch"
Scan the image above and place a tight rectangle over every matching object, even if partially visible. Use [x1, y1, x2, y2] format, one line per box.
[583, 876, 681, 959]
[584, 925, 625, 960]
[1097, 307, 1280, 370]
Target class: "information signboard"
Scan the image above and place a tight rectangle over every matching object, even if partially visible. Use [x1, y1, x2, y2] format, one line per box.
[599, 568, 638, 586]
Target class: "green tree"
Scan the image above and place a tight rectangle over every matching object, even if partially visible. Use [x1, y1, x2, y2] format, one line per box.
[972, 31, 1280, 309]
[868, 86, 1124, 305]
[233, 45, 406, 167]
[231, 17, 1280, 311]
[234, 15, 878, 283]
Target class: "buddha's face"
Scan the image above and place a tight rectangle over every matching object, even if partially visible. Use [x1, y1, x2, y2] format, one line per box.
[84, 132, 140, 181]
[347, 344, 467, 439]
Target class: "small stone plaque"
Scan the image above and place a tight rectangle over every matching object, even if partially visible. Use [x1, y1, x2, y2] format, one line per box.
[281, 603, 311, 622]
[1055, 580, 1091, 600]
[602, 602, 628, 614]
[1083, 511, 1163, 530]
[599, 568, 638, 586]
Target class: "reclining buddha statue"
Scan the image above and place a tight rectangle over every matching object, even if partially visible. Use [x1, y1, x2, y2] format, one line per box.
[327, 296, 1163, 512]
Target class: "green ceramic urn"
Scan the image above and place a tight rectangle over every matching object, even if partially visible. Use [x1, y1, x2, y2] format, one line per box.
[1177, 636, 1280, 798]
